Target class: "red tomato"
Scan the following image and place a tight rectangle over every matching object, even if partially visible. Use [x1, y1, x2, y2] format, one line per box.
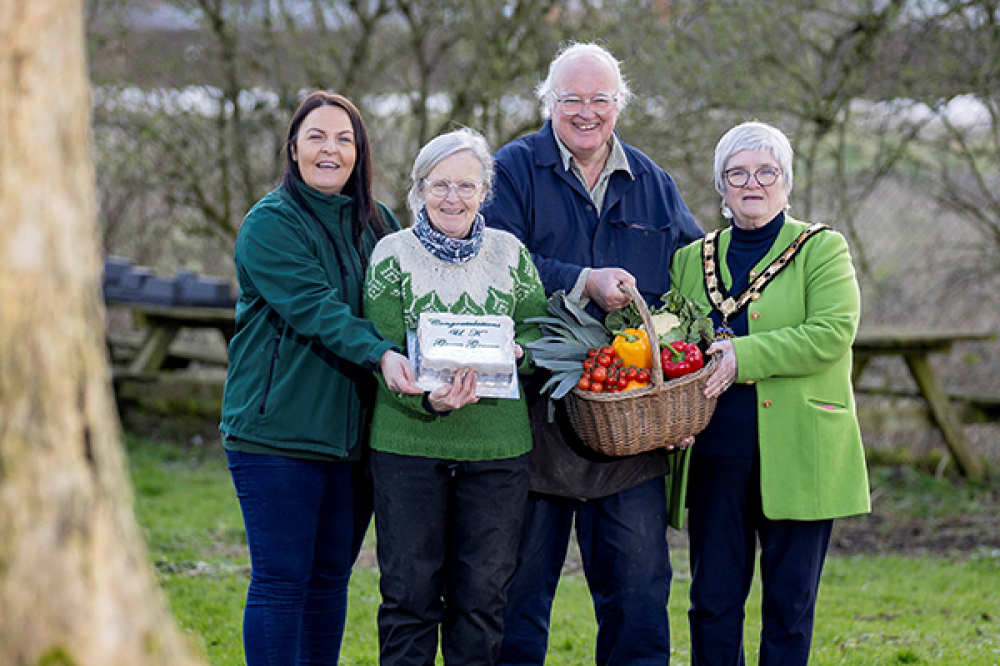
[591, 366, 608, 384]
[590, 382, 605, 393]
[578, 376, 592, 391]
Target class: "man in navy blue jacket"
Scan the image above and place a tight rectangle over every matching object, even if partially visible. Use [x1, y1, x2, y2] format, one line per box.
[483, 43, 704, 665]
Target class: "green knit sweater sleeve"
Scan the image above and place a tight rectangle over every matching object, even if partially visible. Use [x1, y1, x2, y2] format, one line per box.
[364, 241, 428, 415]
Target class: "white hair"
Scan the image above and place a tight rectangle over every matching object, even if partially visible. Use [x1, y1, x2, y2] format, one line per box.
[535, 42, 633, 118]
[406, 127, 494, 222]
[713, 121, 794, 198]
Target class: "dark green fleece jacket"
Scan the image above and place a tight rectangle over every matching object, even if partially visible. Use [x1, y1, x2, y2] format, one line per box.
[220, 183, 399, 460]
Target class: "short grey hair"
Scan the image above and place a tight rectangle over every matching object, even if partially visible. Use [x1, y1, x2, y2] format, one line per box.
[406, 127, 494, 222]
[713, 121, 794, 198]
[535, 42, 633, 119]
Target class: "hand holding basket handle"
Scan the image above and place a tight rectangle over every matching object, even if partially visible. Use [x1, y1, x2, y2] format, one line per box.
[563, 282, 720, 457]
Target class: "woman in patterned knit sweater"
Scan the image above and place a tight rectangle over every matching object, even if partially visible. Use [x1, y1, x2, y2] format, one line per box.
[363, 127, 548, 666]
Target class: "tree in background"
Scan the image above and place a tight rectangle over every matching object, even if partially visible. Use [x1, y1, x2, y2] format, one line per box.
[86, 0, 1000, 312]
[607, 1, 934, 268]
[907, 0, 1000, 274]
[86, 0, 582, 270]
[0, 1, 205, 663]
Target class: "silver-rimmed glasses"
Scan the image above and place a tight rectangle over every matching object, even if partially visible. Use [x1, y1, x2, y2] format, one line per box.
[554, 93, 618, 116]
[422, 178, 484, 200]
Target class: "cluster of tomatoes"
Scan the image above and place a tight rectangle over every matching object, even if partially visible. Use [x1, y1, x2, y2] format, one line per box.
[577, 346, 652, 394]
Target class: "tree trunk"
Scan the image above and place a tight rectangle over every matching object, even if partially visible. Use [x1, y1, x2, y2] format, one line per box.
[0, 2, 205, 664]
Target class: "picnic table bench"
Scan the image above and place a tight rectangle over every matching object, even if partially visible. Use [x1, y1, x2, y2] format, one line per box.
[852, 326, 996, 480]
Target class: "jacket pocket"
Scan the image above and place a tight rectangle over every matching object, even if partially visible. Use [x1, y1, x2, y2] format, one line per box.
[807, 397, 847, 412]
[258, 323, 285, 415]
[607, 218, 676, 295]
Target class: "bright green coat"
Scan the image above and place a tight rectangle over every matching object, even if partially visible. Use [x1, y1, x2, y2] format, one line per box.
[668, 217, 870, 522]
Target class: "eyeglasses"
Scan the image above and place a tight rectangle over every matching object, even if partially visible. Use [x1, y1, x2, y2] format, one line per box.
[723, 166, 782, 189]
[554, 93, 618, 116]
[422, 178, 484, 200]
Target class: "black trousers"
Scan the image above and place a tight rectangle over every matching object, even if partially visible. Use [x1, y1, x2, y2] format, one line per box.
[687, 453, 833, 666]
[371, 450, 529, 666]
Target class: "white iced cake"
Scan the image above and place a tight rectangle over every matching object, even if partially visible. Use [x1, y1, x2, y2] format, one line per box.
[413, 312, 516, 398]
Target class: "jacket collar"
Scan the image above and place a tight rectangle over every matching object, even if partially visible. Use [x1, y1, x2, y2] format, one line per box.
[535, 120, 646, 212]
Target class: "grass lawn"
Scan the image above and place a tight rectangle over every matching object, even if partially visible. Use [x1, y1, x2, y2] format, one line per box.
[126, 434, 1000, 665]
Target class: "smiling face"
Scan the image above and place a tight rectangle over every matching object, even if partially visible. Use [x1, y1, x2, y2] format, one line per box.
[422, 151, 487, 239]
[550, 57, 620, 165]
[722, 149, 789, 229]
[291, 105, 356, 195]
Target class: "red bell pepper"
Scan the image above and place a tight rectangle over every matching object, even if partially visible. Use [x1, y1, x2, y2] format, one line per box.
[660, 340, 705, 379]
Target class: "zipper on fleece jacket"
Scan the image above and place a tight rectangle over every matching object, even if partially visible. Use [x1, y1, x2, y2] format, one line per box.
[258, 322, 284, 415]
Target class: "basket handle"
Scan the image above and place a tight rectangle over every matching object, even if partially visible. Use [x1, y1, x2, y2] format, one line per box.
[617, 282, 663, 388]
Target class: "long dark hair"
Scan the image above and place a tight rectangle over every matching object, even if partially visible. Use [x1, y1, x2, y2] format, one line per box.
[281, 91, 391, 257]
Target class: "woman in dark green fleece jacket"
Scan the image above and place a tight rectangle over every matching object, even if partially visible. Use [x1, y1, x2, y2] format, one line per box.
[219, 91, 419, 666]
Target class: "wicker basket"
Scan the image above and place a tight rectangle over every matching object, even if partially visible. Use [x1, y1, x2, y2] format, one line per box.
[564, 283, 720, 457]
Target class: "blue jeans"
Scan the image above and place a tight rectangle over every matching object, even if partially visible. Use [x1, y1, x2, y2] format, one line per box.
[371, 450, 530, 666]
[226, 449, 372, 666]
[497, 477, 673, 666]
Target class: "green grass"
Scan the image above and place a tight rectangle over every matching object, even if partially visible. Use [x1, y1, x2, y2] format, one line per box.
[126, 435, 1000, 665]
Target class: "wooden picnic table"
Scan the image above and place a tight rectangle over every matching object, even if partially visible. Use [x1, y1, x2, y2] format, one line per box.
[852, 326, 996, 480]
[113, 302, 235, 376]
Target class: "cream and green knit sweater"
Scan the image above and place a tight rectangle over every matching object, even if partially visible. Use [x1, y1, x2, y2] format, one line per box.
[363, 227, 548, 461]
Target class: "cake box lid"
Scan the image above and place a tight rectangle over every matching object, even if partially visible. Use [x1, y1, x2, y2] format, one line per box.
[407, 312, 519, 399]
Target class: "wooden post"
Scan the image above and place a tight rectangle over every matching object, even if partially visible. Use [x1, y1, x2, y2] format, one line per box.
[904, 355, 985, 480]
[129, 320, 182, 374]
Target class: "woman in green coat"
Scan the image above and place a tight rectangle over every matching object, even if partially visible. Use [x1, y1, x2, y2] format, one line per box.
[669, 121, 870, 665]
[219, 91, 419, 665]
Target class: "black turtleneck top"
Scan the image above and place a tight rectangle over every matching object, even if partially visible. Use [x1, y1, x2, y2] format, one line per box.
[695, 211, 785, 458]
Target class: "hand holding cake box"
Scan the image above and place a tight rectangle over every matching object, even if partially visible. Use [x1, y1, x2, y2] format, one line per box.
[410, 312, 519, 399]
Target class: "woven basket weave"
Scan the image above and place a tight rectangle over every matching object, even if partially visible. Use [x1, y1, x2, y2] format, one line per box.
[564, 283, 719, 457]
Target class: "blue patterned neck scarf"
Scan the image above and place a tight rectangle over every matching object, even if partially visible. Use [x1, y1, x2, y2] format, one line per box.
[412, 206, 485, 264]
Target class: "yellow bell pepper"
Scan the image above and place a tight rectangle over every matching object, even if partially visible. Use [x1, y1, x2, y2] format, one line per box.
[612, 328, 653, 370]
[623, 378, 651, 392]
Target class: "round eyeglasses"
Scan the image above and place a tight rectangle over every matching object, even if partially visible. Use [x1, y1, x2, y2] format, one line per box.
[422, 179, 484, 200]
[723, 166, 782, 189]
[554, 94, 618, 116]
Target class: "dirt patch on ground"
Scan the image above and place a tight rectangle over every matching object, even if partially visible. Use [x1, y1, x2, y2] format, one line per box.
[829, 504, 1000, 557]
